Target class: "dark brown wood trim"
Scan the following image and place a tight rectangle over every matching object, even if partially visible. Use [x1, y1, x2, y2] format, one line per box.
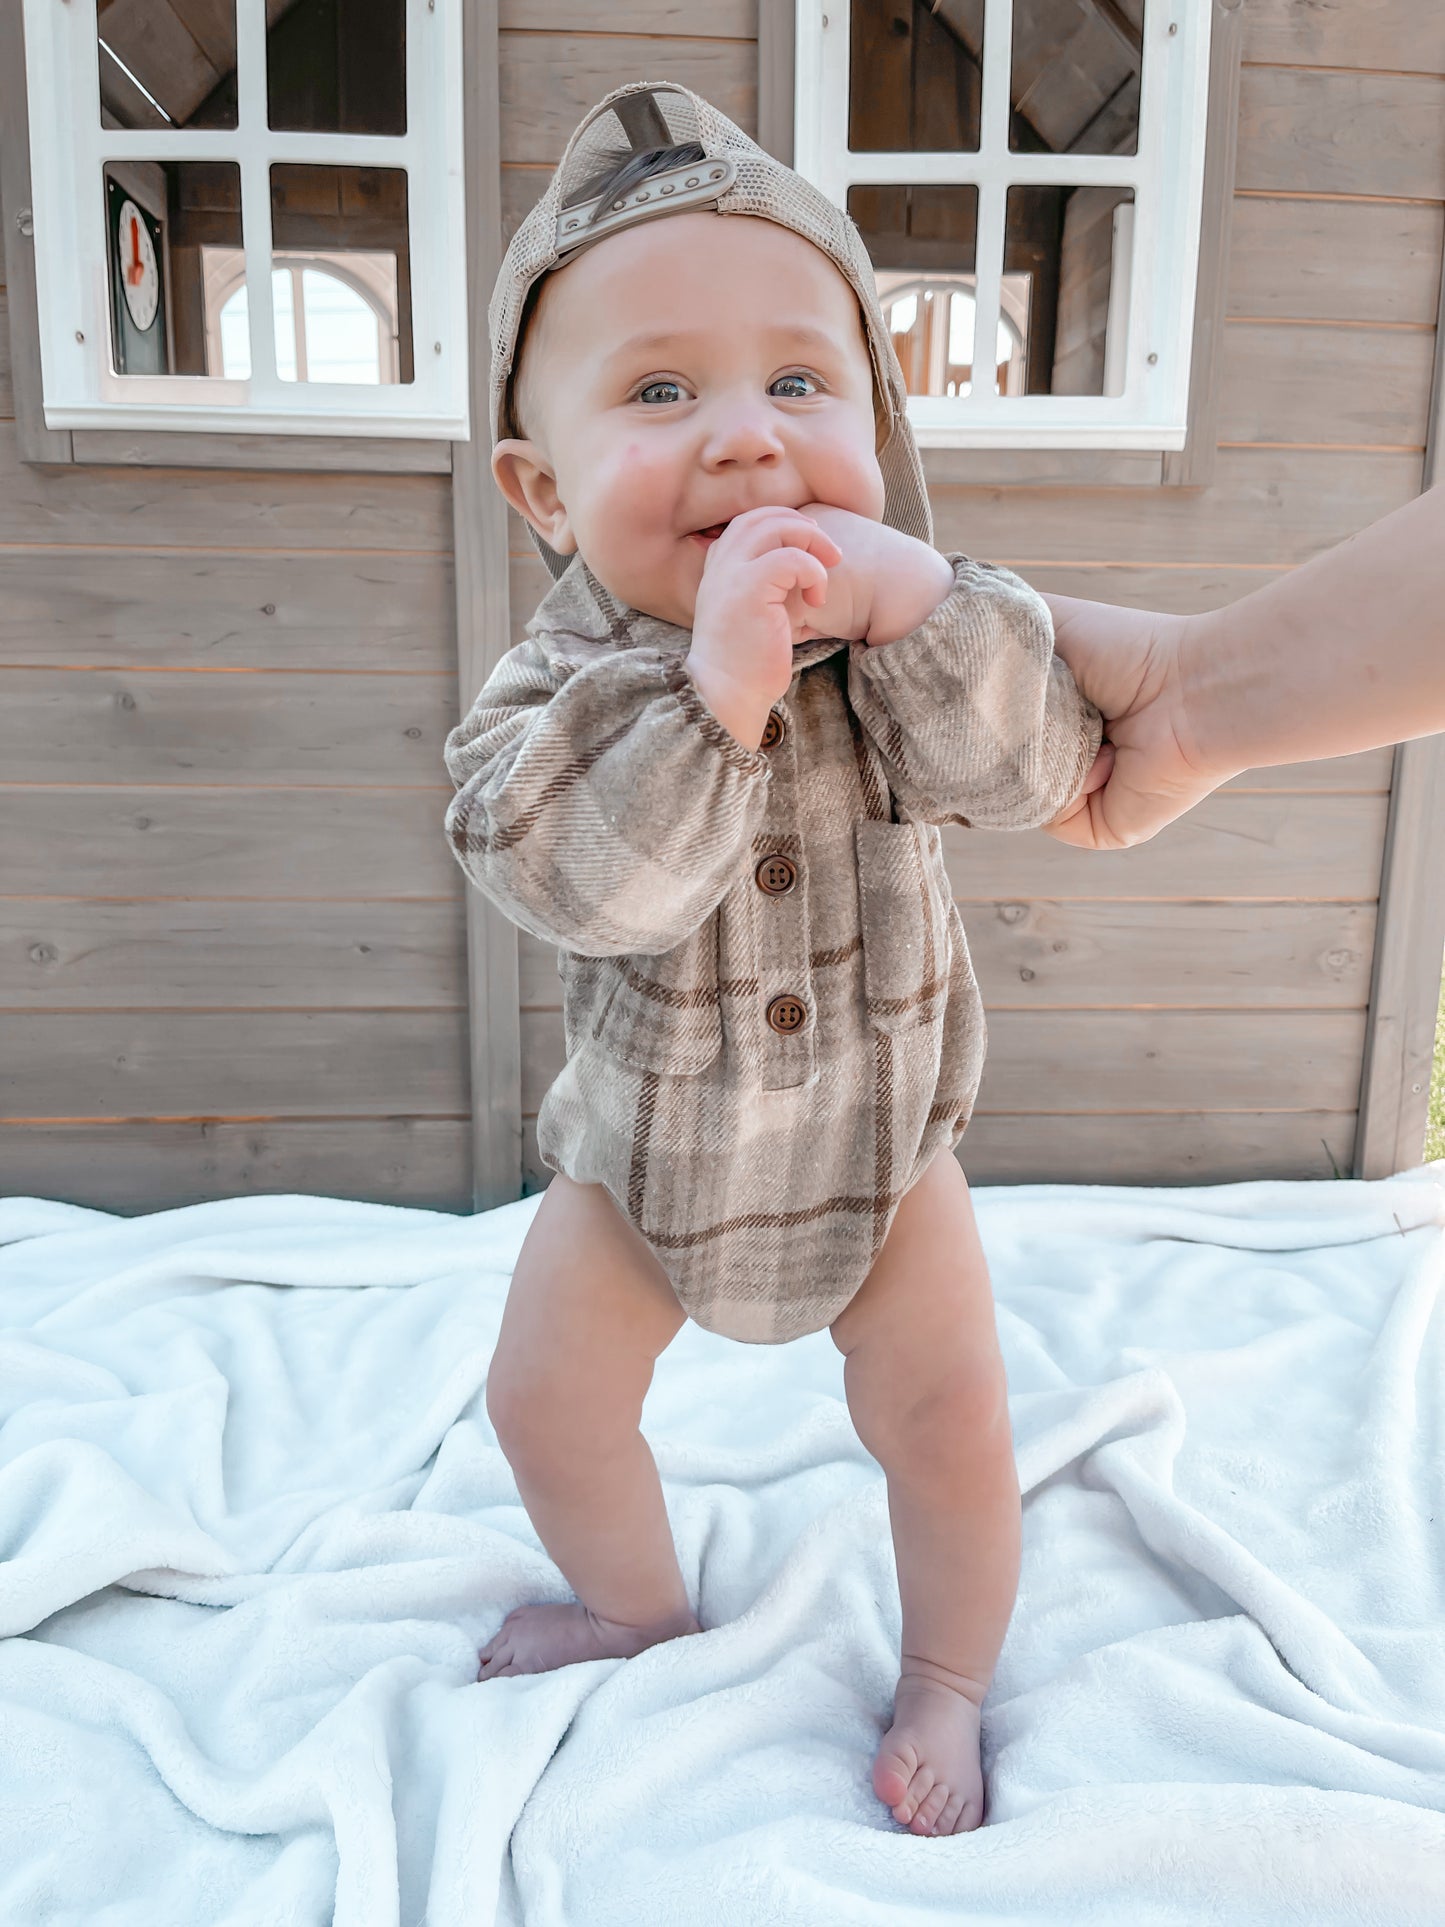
[0, 0, 74, 465]
[1354, 232, 1445, 1177]
[451, 0, 523, 1208]
[1161, 0, 1246, 488]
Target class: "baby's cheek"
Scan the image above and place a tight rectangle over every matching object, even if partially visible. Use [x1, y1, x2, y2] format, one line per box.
[590, 442, 669, 521]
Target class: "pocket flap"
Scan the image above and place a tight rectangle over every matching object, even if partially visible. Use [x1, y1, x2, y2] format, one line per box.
[855, 817, 950, 1032]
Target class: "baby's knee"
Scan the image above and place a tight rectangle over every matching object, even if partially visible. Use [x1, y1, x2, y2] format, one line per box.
[485, 1343, 644, 1470]
[848, 1341, 1010, 1472]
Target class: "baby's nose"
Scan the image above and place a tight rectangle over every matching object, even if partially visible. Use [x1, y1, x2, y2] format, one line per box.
[702, 403, 786, 466]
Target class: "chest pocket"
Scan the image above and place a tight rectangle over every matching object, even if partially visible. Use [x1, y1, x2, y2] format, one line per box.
[854, 817, 952, 1032]
[586, 915, 724, 1075]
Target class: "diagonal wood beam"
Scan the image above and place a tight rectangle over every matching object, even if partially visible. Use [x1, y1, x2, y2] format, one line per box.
[1082, 0, 1143, 61]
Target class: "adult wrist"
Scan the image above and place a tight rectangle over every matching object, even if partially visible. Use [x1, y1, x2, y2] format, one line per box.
[1174, 603, 1255, 785]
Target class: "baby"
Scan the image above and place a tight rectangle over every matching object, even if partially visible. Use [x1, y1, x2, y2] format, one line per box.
[444, 81, 1108, 1837]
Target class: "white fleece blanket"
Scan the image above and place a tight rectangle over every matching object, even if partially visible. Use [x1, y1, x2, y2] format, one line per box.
[1, 1167, 1442, 1927]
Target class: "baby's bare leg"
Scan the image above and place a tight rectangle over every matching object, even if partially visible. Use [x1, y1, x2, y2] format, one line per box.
[830, 1148, 1020, 1835]
[478, 1170, 701, 1678]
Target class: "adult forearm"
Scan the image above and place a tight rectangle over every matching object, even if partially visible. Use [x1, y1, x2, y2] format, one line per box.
[1181, 484, 1445, 774]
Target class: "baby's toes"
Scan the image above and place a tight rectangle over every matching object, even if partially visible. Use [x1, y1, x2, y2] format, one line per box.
[895, 1765, 936, 1826]
[872, 1740, 918, 1810]
[937, 1786, 982, 1835]
[911, 1782, 952, 1834]
[476, 1636, 511, 1678]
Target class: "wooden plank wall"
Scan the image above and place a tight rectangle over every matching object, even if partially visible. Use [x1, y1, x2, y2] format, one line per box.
[5, 0, 1439, 1210]
[0, 160, 470, 1210]
[500, 0, 1443, 1190]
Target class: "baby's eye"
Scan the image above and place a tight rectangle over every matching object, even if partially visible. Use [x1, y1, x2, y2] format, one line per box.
[636, 379, 685, 405]
[770, 371, 820, 399]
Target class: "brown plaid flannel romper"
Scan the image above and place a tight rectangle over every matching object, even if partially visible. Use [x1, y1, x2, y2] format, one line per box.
[444, 549, 1102, 1343]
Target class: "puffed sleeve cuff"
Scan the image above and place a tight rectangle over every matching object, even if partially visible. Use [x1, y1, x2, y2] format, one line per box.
[659, 656, 772, 778]
[444, 639, 773, 956]
[847, 551, 1104, 830]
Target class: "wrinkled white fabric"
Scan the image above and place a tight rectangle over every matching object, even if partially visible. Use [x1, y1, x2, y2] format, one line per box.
[1, 1167, 1442, 1925]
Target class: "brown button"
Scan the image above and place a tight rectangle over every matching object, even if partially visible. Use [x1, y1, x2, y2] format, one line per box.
[765, 993, 808, 1035]
[755, 853, 797, 895]
[760, 711, 786, 751]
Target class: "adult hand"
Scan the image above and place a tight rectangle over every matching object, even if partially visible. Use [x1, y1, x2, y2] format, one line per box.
[1039, 487, 1445, 847]
[1038, 596, 1237, 849]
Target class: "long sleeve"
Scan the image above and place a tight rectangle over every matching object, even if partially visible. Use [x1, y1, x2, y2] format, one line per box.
[443, 630, 773, 956]
[846, 552, 1104, 830]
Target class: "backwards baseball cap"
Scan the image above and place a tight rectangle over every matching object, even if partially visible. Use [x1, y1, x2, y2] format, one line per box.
[488, 78, 933, 583]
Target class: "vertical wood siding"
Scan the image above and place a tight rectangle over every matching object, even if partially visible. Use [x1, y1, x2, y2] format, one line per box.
[0, 154, 470, 1209]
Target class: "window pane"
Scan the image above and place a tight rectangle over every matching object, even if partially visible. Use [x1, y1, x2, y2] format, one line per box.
[97, 0, 238, 131]
[849, 185, 999, 397]
[269, 166, 413, 384]
[1010, 0, 1142, 157]
[103, 162, 243, 377]
[268, 0, 406, 136]
[1004, 185, 1135, 395]
[213, 268, 306, 381]
[849, 1, 982, 153]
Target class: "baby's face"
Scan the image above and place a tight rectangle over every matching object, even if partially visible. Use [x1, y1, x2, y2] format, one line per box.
[493, 210, 887, 627]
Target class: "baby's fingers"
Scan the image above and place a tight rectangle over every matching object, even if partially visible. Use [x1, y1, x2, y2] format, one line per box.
[756, 546, 830, 605]
[797, 522, 843, 569]
[726, 504, 842, 568]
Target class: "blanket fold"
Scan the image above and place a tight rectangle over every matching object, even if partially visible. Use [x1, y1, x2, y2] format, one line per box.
[1, 1169, 1441, 1926]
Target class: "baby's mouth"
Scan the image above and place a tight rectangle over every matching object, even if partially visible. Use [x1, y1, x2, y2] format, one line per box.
[688, 521, 729, 547]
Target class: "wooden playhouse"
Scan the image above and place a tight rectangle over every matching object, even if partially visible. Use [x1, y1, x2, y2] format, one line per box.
[1, 0, 1442, 1214]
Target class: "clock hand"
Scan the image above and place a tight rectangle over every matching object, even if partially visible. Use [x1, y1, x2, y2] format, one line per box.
[128, 213, 141, 286]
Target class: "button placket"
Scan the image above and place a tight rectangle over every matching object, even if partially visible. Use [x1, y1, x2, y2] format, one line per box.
[751, 702, 814, 1090]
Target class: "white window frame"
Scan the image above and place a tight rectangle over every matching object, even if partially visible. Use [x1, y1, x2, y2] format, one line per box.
[19, 0, 469, 440]
[794, 0, 1212, 450]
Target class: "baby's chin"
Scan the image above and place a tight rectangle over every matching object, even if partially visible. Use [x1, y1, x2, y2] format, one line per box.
[572, 549, 696, 631]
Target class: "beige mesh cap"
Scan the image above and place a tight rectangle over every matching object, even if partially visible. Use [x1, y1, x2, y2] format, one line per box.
[489, 77, 933, 583]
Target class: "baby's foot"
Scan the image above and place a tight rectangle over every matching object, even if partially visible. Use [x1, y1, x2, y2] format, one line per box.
[872, 1668, 988, 1835]
[476, 1601, 702, 1679]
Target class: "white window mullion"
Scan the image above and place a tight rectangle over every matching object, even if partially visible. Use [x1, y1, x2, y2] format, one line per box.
[968, 181, 1006, 413]
[979, 0, 1012, 155]
[1103, 199, 1135, 398]
[235, 0, 278, 398]
[835, 149, 1136, 190]
[947, 0, 1006, 414]
[807, 2, 849, 205]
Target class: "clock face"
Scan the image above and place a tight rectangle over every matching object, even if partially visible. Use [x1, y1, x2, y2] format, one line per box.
[117, 197, 159, 332]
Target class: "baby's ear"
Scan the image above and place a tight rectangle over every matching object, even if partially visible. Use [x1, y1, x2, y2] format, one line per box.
[490, 439, 578, 555]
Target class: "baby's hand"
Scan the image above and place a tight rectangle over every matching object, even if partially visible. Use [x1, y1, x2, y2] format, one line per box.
[688, 506, 843, 731]
[794, 503, 955, 646]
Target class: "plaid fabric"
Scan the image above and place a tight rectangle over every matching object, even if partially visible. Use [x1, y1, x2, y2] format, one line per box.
[444, 554, 1102, 1344]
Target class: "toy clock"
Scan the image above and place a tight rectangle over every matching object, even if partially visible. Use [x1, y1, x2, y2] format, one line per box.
[105, 176, 168, 375]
